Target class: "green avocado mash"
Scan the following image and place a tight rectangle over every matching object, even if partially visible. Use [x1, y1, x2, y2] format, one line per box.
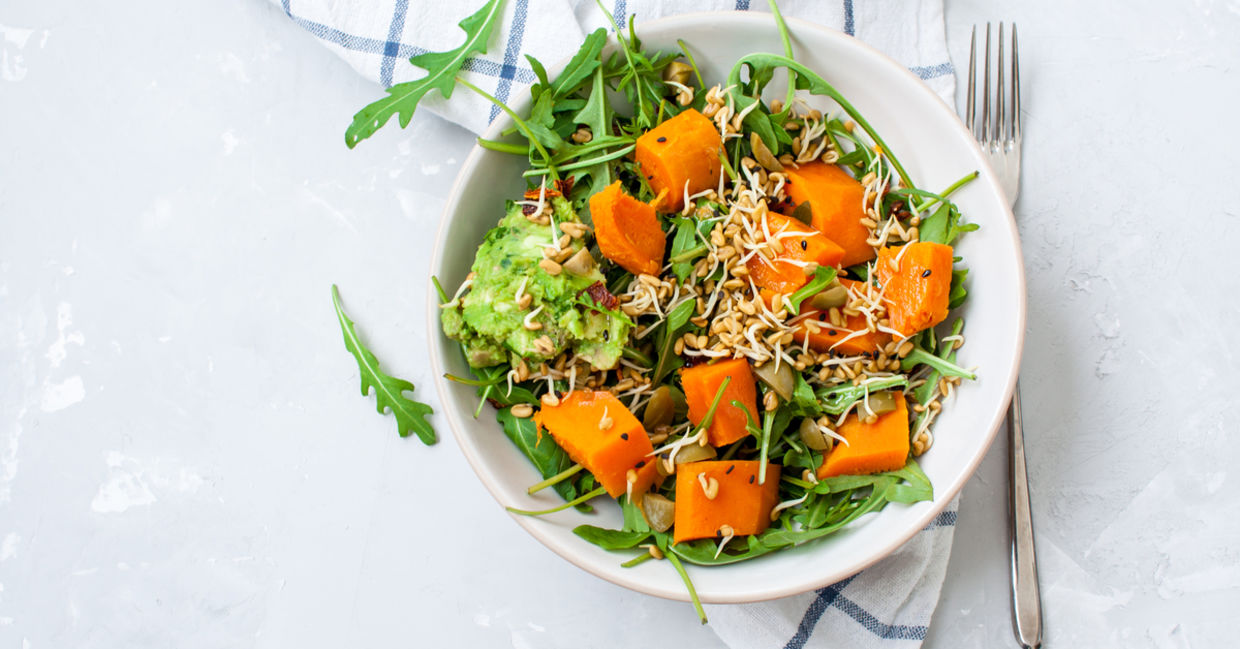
[441, 196, 630, 371]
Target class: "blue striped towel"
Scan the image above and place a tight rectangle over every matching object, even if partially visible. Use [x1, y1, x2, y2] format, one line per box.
[275, 0, 959, 645]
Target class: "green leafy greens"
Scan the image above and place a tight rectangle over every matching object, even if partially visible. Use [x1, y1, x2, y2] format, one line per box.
[345, 0, 506, 148]
[331, 285, 436, 444]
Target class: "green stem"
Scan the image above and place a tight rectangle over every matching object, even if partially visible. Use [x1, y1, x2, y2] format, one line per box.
[718, 148, 739, 184]
[728, 54, 914, 188]
[902, 347, 975, 379]
[527, 464, 584, 495]
[474, 386, 491, 418]
[913, 170, 979, 213]
[431, 276, 449, 303]
[456, 76, 558, 178]
[767, 0, 797, 113]
[669, 245, 709, 264]
[477, 138, 528, 155]
[676, 39, 705, 88]
[758, 408, 775, 484]
[622, 346, 654, 367]
[692, 376, 733, 438]
[444, 372, 506, 387]
[506, 486, 606, 516]
[594, 0, 648, 122]
[524, 144, 635, 177]
[665, 549, 707, 624]
[621, 552, 656, 568]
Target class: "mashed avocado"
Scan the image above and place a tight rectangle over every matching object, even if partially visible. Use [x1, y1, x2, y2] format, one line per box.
[441, 196, 630, 371]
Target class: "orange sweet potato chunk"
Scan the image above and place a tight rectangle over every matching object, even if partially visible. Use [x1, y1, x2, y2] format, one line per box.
[746, 212, 846, 294]
[536, 390, 655, 498]
[762, 278, 890, 356]
[635, 108, 723, 212]
[681, 358, 759, 447]
[674, 460, 781, 543]
[781, 161, 873, 267]
[589, 181, 666, 277]
[817, 392, 910, 479]
[875, 242, 954, 337]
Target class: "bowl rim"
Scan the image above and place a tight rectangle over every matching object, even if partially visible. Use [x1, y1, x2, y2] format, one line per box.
[427, 10, 1026, 604]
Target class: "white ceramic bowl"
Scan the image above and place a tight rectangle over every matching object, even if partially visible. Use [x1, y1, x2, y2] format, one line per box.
[428, 12, 1024, 603]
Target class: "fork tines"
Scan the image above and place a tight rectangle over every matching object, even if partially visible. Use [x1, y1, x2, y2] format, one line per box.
[967, 23, 1020, 147]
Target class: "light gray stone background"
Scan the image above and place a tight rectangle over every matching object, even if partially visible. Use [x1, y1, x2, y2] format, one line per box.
[2, 0, 1236, 647]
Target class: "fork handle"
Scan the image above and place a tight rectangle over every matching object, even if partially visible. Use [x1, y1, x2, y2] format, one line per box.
[1008, 382, 1043, 648]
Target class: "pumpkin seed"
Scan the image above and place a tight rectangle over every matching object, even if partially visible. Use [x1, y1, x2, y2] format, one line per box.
[791, 200, 814, 226]
[858, 390, 897, 418]
[752, 359, 796, 401]
[810, 284, 849, 310]
[641, 493, 676, 533]
[642, 386, 675, 430]
[750, 131, 784, 172]
[674, 443, 717, 464]
[799, 417, 834, 452]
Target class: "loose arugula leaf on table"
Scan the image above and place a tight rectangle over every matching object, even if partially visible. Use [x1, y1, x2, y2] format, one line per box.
[496, 406, 585, 506]
[331, 285, 436, 444]
[344, 0, 505, 148]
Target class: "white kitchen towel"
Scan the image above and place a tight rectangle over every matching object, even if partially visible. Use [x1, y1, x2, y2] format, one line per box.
[274, 0, 955, 135]
[275, 0, 960, 646]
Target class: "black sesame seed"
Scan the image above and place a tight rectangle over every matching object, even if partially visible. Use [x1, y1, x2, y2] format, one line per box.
[922, 269, 932, 278]
[748, 475, 755, 484]
[726, 465, 735, 474]
[636, 460, 646, 468]
[657, 136, 667, 143]
[828, 329, 838, 336]
[800, 240, 808, 250]
[620, 433, 629, 440]
[716, 530, 723, 538]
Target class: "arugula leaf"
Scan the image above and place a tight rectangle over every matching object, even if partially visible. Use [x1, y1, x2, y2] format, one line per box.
[948, 268, 969, 309]
[551, 28, 608, 98]
[651, 299, 697, 386]
[727, 53, 914, 188]
[815, 376, 909, 415]
[331, 285, 436, 444]
[345, 0, 505, 148]
[918, 202, 979, 246]
[668, 215, 714, 282]
[496, 406, 582, 505]
[574, 525, 651, 550]
[785, 266, 838, 314]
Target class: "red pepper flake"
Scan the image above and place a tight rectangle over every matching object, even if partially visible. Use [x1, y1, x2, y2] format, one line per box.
[523, 187, 561, 201]
[582, 281, 620, 312]
[554, 177, 575, 196]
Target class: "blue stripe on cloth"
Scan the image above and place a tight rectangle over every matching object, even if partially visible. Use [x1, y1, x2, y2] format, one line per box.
[911, 62, 954, 80]
[784, 576, 855, 649]
[843, 0, 855, 36]
[613, 0, 627, 30]
[735, 0, 752, 9]
[831, 592, 929, 640]
[924, 509, 958, 529]
[378, 0, 412, 87]
[279, 4, 536, 87]
[489, 0, 531, 122]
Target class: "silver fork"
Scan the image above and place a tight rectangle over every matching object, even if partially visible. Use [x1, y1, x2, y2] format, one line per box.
[966, 23, 1043, 649]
